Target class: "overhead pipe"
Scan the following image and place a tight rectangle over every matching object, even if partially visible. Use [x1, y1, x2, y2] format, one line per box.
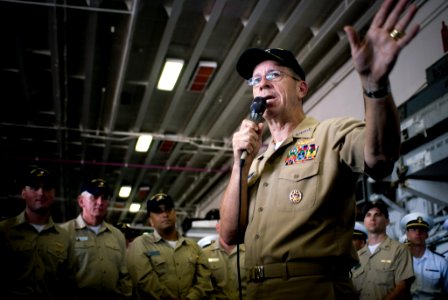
[1, 155, 230, 174]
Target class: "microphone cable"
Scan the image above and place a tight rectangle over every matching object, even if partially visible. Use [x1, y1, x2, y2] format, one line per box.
[236, 157, 245, 300]
[236, 96, 266, 300]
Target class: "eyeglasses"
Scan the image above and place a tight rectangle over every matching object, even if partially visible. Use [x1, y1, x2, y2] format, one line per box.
[247, 70, 300, 87]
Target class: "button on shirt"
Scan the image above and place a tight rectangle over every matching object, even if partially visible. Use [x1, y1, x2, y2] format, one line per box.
[126, 230, 213, 300]
[61, 214, 132, 299]
[411, 249, 448, 300]
[0, 211, 77, 299]
[352, 236, 415, 300]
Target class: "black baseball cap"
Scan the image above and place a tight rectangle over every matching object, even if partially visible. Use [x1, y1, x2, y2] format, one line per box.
[236, 48, 306, 81]
[81, 178, 111, 197]
[147, 193, 174, 215]
[22, 167, 55, 190]
[362, 200, 389, 219]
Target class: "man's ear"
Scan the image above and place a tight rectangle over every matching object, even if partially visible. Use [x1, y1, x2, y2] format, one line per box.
[77, 195, 84, 207]
[297, 80, 308, 98]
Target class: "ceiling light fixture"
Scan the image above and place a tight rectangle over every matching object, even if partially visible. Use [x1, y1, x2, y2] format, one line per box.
[135, 134, 153, 152]
[129, 203, 141, 213]
[119, 186, 132, 198]
[188, 61, 217, 92]
[157, 58, 184, 91]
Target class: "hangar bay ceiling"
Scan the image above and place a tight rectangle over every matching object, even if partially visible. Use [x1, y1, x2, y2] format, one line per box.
[0, 0, 385, 226]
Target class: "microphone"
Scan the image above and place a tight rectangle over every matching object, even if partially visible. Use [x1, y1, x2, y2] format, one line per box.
[240, 96, 267, 161]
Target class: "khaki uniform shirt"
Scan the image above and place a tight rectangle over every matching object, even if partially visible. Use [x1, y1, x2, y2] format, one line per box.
[352, 236, 415, 300]
[0, 211, 77, 299]
[203, 241, 247, 300]
[127, 230, 213, 300]
[61, 215, 132, 299]
[246, 116, 365, 268]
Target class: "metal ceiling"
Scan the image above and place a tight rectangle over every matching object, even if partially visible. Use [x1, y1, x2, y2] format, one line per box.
[0, 0, 381, 227]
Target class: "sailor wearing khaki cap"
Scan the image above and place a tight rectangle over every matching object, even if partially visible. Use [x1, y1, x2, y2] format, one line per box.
[401, 212, 448, 300]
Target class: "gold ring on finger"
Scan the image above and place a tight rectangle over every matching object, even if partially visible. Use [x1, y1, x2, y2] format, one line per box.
[390, 28, 405, 41]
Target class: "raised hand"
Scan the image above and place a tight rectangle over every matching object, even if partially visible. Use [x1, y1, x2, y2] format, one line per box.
[344, 0, 419, 90]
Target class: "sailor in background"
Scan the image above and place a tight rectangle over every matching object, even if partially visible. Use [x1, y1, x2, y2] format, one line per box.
[202, 221, 247, 300]
[353, 221, 368, 251]
[401, 212, 448, 300]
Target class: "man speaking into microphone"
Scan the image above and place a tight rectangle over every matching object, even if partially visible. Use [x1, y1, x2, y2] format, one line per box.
[219, 0, 419, 299]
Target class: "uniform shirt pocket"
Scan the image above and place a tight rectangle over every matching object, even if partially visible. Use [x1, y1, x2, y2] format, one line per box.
[150, 255, 167, 277]
[374, 260, 395, 286]
[207, 257, 226, 283]
[74, 238, 96, 263]
[276, 161, 319, 211]
[351, 266, 365, 291]
[45, 242, 67, 271]
[424, 267, 442, 286]
[104, 240, 122, 263]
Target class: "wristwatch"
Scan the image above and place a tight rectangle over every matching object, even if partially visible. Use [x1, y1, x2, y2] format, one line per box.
[363, 85, 390, 99]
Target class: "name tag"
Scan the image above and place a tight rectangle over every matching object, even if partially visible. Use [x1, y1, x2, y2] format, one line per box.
[76, 236, 88, 241]
[146, 250, 160, 257]
[208, 258, 220, 263]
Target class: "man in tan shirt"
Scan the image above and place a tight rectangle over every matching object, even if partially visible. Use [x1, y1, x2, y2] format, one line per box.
[127, 192, 213, 300]
[61, 178, 132, 299]
[219, 0, 420, 298]
[352, 200, 414, 299]
[0, 167, 77, 299]
[203, 221, 247, 300]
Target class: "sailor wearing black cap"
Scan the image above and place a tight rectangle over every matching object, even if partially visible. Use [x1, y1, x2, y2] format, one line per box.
[61, 178, 132, 299]
[0, 167, 77, 299]
[126, 193, 213, 300]
[401, 212, 448, 299]
[352, 201, 415, 300]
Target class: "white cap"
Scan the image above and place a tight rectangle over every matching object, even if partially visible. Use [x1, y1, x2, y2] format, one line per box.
[353, 221, 368, 238]
[197, 234, 219, 248]
[400, 212, 433, 231]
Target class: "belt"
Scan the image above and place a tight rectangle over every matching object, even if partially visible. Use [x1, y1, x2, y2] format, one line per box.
[248, 261, 350, 282]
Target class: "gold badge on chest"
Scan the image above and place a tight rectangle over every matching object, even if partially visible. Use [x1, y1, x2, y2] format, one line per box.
[289, 189, 302, 204]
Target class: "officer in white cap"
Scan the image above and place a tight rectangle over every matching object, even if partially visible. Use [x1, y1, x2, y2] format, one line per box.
[352, 222, 368, 251]
[401, 212, 448, 300]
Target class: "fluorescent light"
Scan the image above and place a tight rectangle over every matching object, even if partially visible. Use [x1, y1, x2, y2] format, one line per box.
[136, 135, 153, 152]
[129, 203, 141, 213]
[157, 59, 184, 91]
[119, 186, 132, 198]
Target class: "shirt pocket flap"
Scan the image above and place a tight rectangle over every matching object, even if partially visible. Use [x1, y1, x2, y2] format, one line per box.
[278, 161, 319, 182]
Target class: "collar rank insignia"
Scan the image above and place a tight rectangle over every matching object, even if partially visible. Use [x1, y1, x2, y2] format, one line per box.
[285, 141, 318, 165]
